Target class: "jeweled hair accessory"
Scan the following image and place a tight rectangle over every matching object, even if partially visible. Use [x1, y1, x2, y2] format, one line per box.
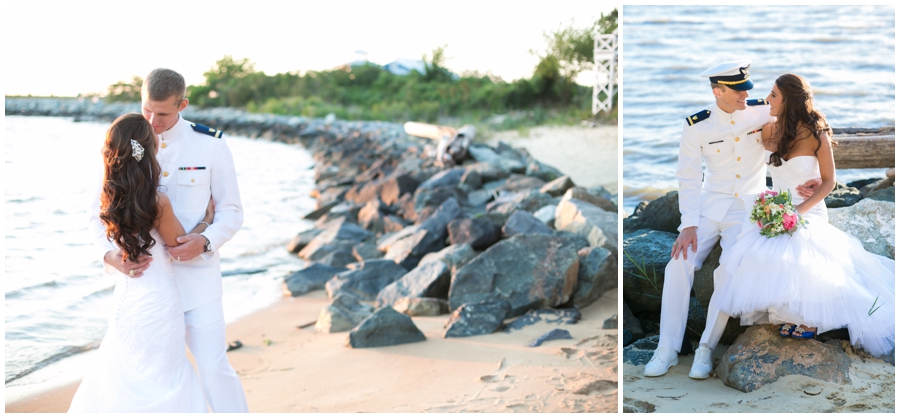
[130, 139, 145, 162]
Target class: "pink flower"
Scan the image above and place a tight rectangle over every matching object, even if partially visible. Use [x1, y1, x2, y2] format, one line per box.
[757, 220, 763, 228]
[782, 212, 798, 231]
[765, 190, 778, 196]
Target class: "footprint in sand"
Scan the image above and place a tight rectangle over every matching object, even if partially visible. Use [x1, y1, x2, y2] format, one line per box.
[492, 386, 511, 392]
[480, 375, 501, 383]
[572, 379, 617, 396]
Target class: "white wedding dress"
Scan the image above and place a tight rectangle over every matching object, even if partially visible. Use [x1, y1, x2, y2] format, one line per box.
[710, 151, 895, 357]
[68, 230, 207, 412]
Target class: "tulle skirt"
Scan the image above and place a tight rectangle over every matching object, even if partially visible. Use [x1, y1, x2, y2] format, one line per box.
[711, 214, 895, 357]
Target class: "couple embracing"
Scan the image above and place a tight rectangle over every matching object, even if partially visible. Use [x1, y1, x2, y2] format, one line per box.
[644, 60, 896, 380]
[68, 69, 249, 412]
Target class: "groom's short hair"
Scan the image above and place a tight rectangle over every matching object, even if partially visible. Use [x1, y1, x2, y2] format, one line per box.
[143, 68, 186, 104]
[710, 83, 727, 92]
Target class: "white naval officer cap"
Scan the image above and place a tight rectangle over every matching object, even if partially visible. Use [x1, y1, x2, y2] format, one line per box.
[700, 59, 754, 91]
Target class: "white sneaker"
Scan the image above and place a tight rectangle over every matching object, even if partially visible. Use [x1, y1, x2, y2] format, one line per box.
[643, 347, 678, 377]
[689, 346, 713, 379]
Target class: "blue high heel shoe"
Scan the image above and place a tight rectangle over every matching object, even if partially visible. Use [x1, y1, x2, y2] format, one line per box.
[779, 324, 796, 337]
[791, 325, 817, 339]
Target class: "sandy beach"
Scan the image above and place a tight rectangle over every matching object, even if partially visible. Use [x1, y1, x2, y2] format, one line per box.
[5, 287, 617, 413]
[623, 345, 895, 413]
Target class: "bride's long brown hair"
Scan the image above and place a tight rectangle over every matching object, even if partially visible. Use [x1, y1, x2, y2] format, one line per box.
[99, 113, 161, 263]
[768, 73, 835, 167]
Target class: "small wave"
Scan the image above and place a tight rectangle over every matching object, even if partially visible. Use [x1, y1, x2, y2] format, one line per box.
[623, 185, 677, 202]
[5, 280, 61, 299]
[811, 37, 846, 43]
[6, 196, 42, 204]
[5, 343, 98, 384]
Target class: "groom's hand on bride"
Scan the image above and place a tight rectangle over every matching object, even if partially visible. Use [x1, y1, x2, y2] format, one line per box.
[672, 227, 698, 260]
[105, 250, 152, 278]
[796, 178, 822, 200]
[168, 233, 206, 261]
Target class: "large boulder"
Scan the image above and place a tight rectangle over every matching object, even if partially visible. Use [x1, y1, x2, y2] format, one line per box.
[486, 191, 554, 224]
[555, 197, 618, 251]
[828, 198, 895, 259]
[418, 197, 462, 241]
[526, 159, 565, 182]
[498, 175, 546, 193]
[448, 233, 588, 317]
[299, 219, 372, 260]
[623, 303, 644, 346]
[824, 185, 862, 208]
[406, 186, 468, 222]
[392, 297, 449, 316]
[502, 210, 554, 237]
[346, 306, 426, 348]
[627, 190, 680, 234]
[462, 161, 509, 183]
[283, 263, 348, 296]
[418, 243, 478, 273]
[447, 218, 501, 250]
[717, 325, 852, 393]
[539, 175, 575, 197]
[419, 168, 466, 190]
[443, 300, 511, 338]
[571, 247, 617, 308]
[375, 261, 451, 308]
[325, 259, 408, 300]
[622, 229, 674, 313]
[383, 228, 445, 270]
[315, 294, 375, 333]
[562, 187, 617, 213]
[467, 145, 526, 173]
[287, 228, 321, 253]
[623, 335, 660, 365]
[345, 172, 418, 206]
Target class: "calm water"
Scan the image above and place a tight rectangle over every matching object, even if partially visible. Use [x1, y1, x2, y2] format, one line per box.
[4, 116, 317, 383]
[622, 5, 896, 213]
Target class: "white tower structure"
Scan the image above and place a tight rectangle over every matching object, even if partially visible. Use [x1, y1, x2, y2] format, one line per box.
[593, 29, 618, 114]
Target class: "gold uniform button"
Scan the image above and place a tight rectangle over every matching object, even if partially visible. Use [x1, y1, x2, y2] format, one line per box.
[161, 143, 167, 149]
[736, 174, 741, 179]
[191, 179, 195, 183]
[737, 157, 742, 161]
[717, 149, 721, 153]
[735, 137, 740, 142]
[734, 193, 739, 197]
[163, 171, 169, 177]
[730, 120, 735, 125]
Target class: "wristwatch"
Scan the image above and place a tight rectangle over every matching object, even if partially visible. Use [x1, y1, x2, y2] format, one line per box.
[202, 235, 212, 253]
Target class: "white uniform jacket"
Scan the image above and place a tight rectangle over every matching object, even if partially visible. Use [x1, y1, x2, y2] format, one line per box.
[91, 115, 243, 311]
[676, 103, 773, 231]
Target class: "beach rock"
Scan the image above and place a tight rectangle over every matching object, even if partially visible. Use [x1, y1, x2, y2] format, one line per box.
[419, 168, 466, 190]
[466, 189, 494, 206]
[418, 197, 462, 241]
[458, 169, 482, 191]
[383, 214, 408, 233]
[572, 246, 617, 309]
[463, 161, 509, 183]
[318, 248, 358, 268]
[867, 185, 895, 203]
[447, 218, 501, 250]
[526, 159, 565, 182]
[378, 173, 420, 206]
[375, 261, 451, 308]
[692, 243, 722, 309]
[392, 297, 449, 316]
[315, 294, 375, 333]
[467, 145, 526, 173]
[685, 295, 743, 346]
[502, 210, 554, 237]
[407, 186, 468, 222]
[622, 229, 674, 313]
[346, 306, 426, 348]
[623, 304, 644, 346]
[486, 191, 554, 224]
[859, 177, 893, 198]
[302, 201, 341, 221]
[287, 228, 321, 253]
[717, 325, 852, 393]
[528, 329, 573, 347]
[300, 220, 372, 260]
[846, 177, 881, 190]
[824, 185, 862, 208]
[623, 335, 660, 365]
[503, 308, 581, 332]
[383, 228, 445, 270]
[828, 198, 895, 259]
[532, 204, 557, 226]
[539, 176, 575, 197]
[443, 300, 511, 338]
[629, 190, 680, 234]
[375, 225, 419, 252]
[299, 240, 357, 263]
[499, 175, 546, 193]
[602, 314, 617, 330]
[357, 198, 391, 234]
[352, 241, 385, 262]
[283, 263, 348, 296]
[418, 243, 477, 273]
[555, 197, 618, 251]
[448, 233, 587, 316]
[562, 187, 617, 213]
[325, 259, 408, 300]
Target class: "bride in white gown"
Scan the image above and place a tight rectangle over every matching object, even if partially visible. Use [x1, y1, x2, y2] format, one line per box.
[710, 74, 895, 357]
[68, 114, 210, 412]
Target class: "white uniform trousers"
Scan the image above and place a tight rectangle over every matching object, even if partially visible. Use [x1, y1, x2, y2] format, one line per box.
[184, 298, 249, 412]
[659, 199, 745, 352]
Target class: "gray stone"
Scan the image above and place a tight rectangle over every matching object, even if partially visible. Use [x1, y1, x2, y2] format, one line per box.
[602, 314, 617, 330]
[467, 189, 494, 206]
[346, 306, 426, 348]
[562, 187, 617, 213]
[631, 190, 680, 234]
[623, 335, 660, 365]
[383, 228, 445, 270]
[824, 186, 862, 208]
[622, 229, 674, 314]
[375, 261, 451, 308]
[528, 328, 573, 347]
[299, 240, 357, 263]
[623, 304, 644, 346]
[300, 220, 372, 260]
[859, 177, 893, 198]
[419, 168, 466, 190]
[318, 248, 357, 268]
[503, 308, 581, 332]
[352, 241, 385, 262]
[418, 243, 478, 273]
[533, 204, 557, 227]
[287, 228, 320, 254]
[449, 233, 587, 317]
[717, 325, 852, 393]
[867, 185, 895, 203]
[458, 169, 482, 191]
[283, 263, 348, 296]
[392, 297, 449, 316]
[486, 191, 554, 224]
[526, 159, 565, 182]
[502, 210, 554, 237]
[418, 197, 462, 241]
[315, 294, 375, 333]
[376, 225, 419, 252]
[468, 145, 526, 173]
[325, 259, 408, 300]
[357, 198, 391, 234]
[555, 197, 618, 251]
[383, 214, 408, 233]
[447, 218, 501, 250]
[828, 198, 895, 259]
[463, 161, 510, 183]
[408, 186, 468, 222]
[499, 175, 546, 193]
[444, 300, 511, 338]
[572, 247, 617, 309]
[539, 176, 575, 197]
[302, 201, 341, 221]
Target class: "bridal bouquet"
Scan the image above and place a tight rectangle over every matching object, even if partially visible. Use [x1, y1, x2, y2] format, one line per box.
[749, 189, 808, 238]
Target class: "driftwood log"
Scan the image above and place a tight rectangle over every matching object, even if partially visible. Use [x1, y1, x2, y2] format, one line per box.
[832, 127, 894, 169]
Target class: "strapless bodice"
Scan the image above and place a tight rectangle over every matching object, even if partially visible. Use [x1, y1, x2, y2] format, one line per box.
[765, 151, 827, 218]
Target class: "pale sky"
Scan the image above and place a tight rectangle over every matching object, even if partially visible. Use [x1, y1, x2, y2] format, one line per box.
[5, 0, 612, 97]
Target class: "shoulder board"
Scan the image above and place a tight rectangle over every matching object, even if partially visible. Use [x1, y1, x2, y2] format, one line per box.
[190, 123, 224, 138]
[685, 110, 711, 126]
[746, 98, 768, 106]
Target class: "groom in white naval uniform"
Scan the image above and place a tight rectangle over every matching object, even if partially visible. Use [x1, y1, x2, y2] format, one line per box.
[91, 68, 248, 412]
[642, 60, 775, 379]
